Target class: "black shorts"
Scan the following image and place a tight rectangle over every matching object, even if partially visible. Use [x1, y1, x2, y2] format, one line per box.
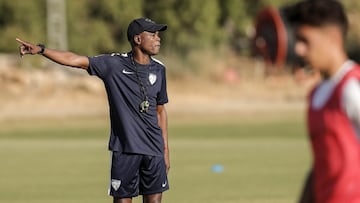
[108, 152, 169, 198]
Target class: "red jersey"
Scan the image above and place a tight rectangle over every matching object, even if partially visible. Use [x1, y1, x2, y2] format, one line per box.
[308, 64, 360, 203]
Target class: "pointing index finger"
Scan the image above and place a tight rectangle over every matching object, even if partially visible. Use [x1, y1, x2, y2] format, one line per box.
[15, 38, 27, 45]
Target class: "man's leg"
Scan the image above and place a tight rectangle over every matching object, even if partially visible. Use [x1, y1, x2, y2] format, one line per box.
[113, 197, 132, 203]
[110, 153, 142, 203]
[140, 156, 168, 203]
[143, 193, 162, 203]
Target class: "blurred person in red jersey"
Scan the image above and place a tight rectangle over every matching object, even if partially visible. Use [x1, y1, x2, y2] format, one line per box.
[285, 1, 360, 203]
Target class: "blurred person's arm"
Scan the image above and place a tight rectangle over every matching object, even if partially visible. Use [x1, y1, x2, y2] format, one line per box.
[16, 38, 89, 70]
[298, 170, 314, 203]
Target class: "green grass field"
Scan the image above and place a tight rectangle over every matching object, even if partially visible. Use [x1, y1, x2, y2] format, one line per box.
[0, 113, 311, 203]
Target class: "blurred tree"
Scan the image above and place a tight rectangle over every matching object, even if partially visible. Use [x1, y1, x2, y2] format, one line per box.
[144, 0, 222, 55]
[343, 1, 360, 63]
[47, 0, 68, 50]
[1, 0, 359, 62]
[219, 0, 263, 53]
[67, 0, 142, 55]
[0, 0, 46, 52]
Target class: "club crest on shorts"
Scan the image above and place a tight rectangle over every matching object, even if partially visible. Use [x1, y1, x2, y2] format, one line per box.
[111, 179, 121, 191]
[149, 73, 157, 85]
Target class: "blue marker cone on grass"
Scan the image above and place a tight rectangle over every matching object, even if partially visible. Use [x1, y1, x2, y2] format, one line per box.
[211, 164, 224, 173]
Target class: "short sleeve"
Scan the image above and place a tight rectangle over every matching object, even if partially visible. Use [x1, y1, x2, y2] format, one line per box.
[87, 55, 111, 79]
[157, 67, 168, 105]
[342, 78, 360, 126]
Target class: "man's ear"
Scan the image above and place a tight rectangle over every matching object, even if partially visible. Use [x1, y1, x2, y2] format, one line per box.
[134, 35, 141, 45]
[324, 25, 344, 48]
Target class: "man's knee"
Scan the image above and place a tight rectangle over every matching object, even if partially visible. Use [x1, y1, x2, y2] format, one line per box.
[143, 193, 162, 203]
[113, 197, 132, 203]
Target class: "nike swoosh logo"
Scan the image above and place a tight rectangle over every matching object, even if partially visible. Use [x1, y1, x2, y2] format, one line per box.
[122, 69, 135, 74]
[162, 181, 167, 188]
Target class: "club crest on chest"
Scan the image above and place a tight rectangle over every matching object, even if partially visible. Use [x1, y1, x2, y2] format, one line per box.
[149, 73, 157, 85]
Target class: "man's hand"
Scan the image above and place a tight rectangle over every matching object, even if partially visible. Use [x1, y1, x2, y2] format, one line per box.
[16, 38, 42, 57]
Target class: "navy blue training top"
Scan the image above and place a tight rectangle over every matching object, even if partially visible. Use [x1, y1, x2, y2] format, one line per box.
[87, 52, 168, 156]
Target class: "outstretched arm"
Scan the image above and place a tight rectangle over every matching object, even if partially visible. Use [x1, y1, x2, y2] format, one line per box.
[16, 38, 89, 70]
[157, 104, 170, 174]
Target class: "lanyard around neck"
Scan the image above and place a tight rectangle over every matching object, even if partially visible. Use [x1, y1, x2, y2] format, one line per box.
[130, 53, 149, 113]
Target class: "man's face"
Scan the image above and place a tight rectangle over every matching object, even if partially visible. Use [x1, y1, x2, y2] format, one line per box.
[294, 25, 333, 72]
[138, 31, 161, 55]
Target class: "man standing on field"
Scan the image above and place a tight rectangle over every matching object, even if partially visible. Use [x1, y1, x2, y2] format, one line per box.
[285, 1, 360, 203]
[16, 17, 170, 203]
